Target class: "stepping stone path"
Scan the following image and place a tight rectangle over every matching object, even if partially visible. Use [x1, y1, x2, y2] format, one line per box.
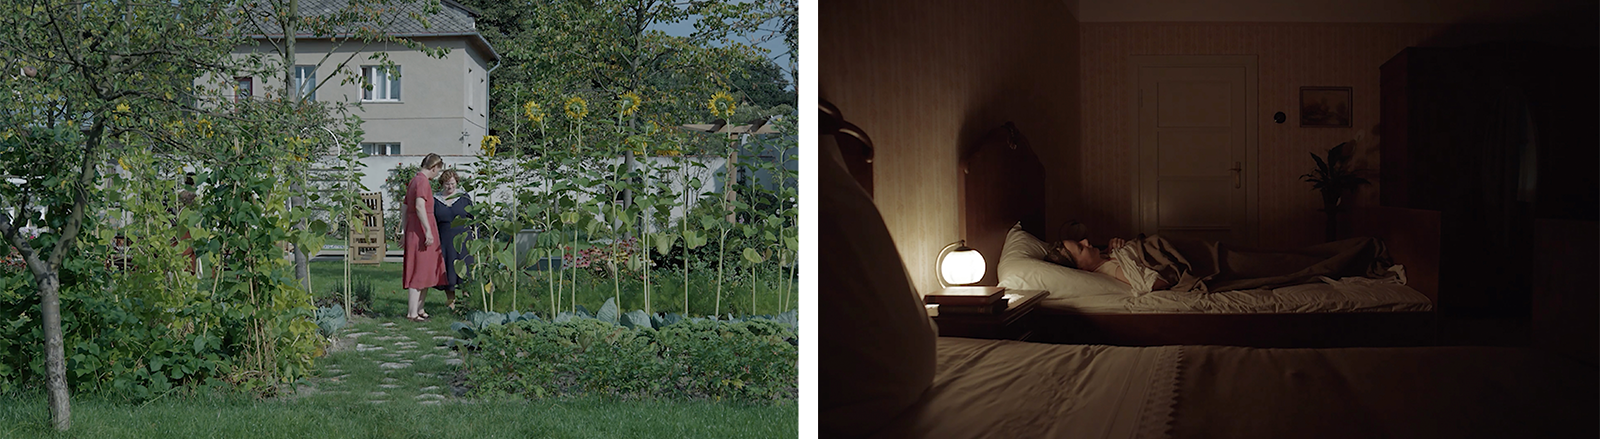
[292, 316, 465, 405]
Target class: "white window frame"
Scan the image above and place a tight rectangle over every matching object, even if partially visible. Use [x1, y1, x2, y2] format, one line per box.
[361, 66, 401, 102]
[293, 65, 316, 101]
[360, 142, 401, 156]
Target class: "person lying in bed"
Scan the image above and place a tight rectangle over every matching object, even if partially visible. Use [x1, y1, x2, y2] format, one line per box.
[1049, 237, 1174, 291]
[1046, 235, 1397, 296]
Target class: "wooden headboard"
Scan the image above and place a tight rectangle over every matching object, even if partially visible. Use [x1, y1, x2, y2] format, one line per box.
[960, 122, 1046, 286]
[820, 100, 875, 196]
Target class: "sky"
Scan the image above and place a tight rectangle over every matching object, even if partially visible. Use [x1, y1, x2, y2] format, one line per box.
[650, 10, 795, 91]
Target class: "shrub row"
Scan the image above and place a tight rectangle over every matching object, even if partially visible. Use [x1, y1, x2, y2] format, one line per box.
[462, 317, 796, 403]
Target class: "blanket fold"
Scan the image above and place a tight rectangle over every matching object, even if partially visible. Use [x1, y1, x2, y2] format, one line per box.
[1119, 235, 1396, 293]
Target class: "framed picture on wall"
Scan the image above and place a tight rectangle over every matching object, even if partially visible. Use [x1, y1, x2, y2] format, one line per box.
[1299, 86, 1352, 127]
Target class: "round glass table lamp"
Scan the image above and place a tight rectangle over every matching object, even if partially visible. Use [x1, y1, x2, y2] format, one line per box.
[937, 240, 986, 287]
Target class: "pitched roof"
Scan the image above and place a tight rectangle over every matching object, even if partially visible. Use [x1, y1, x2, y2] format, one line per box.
[245, 0, 497, 60]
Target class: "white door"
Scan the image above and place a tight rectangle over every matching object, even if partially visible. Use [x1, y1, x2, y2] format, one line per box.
[1132, 56, 1257, 245]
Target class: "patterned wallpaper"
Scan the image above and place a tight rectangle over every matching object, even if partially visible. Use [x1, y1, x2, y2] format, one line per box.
[1077, 22, 1587, 249]
[820, 0, 1079, 295]
[821, 3, 1587, 292]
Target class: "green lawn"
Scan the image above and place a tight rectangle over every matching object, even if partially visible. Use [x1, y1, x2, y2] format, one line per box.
[0, 392, 797, 438]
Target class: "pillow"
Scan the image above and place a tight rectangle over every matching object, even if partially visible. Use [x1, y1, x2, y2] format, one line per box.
[819, 132, 937, 438]
[996, 223, 1131, 297]
[997, 222, 1052, 263]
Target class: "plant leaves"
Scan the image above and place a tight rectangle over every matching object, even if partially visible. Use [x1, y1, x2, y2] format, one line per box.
[652, 232, 678, 256]
[620, 310, 649, 328]
[596, 298, 619, 324]
[684, 230, 707, 249]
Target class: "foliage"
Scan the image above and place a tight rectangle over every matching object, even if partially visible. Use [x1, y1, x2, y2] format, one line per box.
[563, 237, 645, 280]
[461, 0, 785, 159]
[729, 59, 796, 113]
[313, 305, 347, 338]
[0, 1, 258, 427]
[384, 164, 424, 242]
[0, 241, 231, 402]
[1300, 141, 1371, 205]
[0, 0, 450, 423]
[460, 305, 797, 402]
[313, 288, 372, 320]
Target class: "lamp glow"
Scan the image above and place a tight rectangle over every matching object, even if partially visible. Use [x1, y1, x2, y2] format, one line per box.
[937, 241, 986, 286]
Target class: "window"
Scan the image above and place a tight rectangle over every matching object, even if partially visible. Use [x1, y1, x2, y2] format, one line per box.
[234, 77, 252, 101]
[361, 66, 401, 101]
[360, 142, 400, 156]
[293, 65, 316, 101]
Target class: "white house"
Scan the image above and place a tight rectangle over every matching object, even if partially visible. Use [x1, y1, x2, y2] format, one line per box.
[214, 0, 749, 236]
[212, 0, 496, 193]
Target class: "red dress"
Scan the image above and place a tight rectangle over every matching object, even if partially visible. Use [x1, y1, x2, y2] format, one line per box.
[402, 171, 445, 289]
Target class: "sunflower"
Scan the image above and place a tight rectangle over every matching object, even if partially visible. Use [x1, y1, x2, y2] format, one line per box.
[564, 96, 589, 120]
[708, 91, 736, 118]
[481, 135, 502, 157]
[618, 91, 642, 117]
[522, 100, 545, 124]
[195, 117, 214, 138]
[626, 135, 648, 156]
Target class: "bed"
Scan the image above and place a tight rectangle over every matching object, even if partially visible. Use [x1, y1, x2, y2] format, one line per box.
[818, 101, 1598, 438]
[950, 121, 1439, 347]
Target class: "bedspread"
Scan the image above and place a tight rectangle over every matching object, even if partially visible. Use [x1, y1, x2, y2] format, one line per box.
[1170, 346, 1599, 438]
[873, 338, 1183, 438]
[872, 340, 1597, 438]
[1117, 235, 1398, 295]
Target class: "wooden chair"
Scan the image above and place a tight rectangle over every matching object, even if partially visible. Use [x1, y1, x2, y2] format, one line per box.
[350, 192, 385, 264]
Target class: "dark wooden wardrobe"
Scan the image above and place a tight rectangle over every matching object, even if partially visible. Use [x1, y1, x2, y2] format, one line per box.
[1379, 42, 1598, 316]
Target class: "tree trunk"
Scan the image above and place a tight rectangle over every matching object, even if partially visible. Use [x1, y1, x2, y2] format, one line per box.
[285, 0, 312, 293]
[39, 271, 70, 431]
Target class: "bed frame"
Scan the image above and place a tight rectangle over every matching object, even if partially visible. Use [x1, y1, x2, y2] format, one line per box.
[832, 111, 1441, 347]
[969, 122, 1440, 347]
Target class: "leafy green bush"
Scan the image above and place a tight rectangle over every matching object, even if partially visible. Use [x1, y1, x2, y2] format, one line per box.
[314, 276, 374, 317]
[0, 268, 230, 401]
[460, 300, 796, 403]
[313, 305, 346, 338]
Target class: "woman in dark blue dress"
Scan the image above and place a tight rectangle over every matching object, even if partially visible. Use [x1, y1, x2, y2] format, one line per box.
[432, 170, 473, 309]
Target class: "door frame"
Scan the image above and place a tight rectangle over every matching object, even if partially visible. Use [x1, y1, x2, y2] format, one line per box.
[1128, 55, 1259, 246]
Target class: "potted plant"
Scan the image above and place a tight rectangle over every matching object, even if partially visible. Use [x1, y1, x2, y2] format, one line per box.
[1300, 141, 1370, 242]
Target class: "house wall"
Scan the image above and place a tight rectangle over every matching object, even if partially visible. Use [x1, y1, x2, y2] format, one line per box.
[821, 0, 1080, 295]
[215, 36, 492, 156]
[1077, 21, 1596, 249]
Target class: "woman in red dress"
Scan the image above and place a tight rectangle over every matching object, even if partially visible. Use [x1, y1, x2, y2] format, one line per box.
[402, 153, 447, 321]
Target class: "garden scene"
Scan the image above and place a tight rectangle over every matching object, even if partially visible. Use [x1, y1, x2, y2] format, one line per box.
[0, 0, 797, 438]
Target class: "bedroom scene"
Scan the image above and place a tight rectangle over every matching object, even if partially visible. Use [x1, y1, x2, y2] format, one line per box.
[818, 0, 1598, 438]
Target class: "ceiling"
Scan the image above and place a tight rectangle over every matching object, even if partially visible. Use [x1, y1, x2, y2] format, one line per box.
[1065, 0, 1599, 23]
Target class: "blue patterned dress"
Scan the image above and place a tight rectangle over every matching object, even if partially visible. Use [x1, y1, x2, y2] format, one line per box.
[432, 193, 473, 292]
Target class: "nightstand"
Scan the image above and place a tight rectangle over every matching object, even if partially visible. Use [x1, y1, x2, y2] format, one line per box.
[929, 289, 1048, 340]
